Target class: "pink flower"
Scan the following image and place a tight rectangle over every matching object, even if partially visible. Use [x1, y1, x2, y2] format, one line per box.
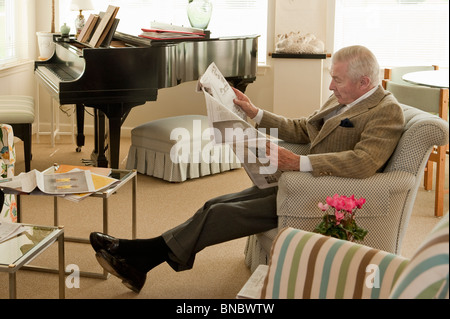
[356, 197, 366, 209]
[327, 194, 345, 211]
[343, 196, 356, 213]
[318, 202, 329, 211]
[335, 210, 345, 225]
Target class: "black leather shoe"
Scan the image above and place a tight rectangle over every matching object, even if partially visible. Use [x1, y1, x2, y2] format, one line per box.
[89, 232, 120, 255]
[95, 249, 146, 293]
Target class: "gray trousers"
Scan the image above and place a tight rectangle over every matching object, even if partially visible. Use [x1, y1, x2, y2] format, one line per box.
[162, 186, 278, 271]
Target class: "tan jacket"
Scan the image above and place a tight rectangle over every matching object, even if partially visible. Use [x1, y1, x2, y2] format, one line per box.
[259, 85, 405, 179]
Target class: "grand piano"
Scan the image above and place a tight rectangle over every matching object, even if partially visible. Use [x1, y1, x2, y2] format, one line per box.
[35, 31, 258, 168]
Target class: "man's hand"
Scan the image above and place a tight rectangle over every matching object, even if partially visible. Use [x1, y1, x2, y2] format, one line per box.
[232, 87, 259, 119]
[266, 141, 300, 171]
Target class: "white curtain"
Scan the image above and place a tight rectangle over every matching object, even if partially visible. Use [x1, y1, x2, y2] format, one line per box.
[334, 0, 449, 68]
[0, 0, 34, 67]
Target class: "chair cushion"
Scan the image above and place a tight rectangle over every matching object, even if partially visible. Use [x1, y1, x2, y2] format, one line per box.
[126, 115, 240, 182]
[389, 213, 449, 299]
[0, 96, 35, 123]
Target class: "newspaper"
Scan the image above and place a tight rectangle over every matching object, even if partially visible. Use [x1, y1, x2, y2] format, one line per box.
[0, 169, 96, 195]
[198, 62, 282, 189]
[236, 264, 268, 299]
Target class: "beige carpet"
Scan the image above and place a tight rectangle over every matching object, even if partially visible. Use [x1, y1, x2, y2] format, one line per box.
[0, 134, 448, 299]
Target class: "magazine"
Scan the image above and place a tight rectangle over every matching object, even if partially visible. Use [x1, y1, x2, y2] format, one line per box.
[197, 62, 282, 189]
[0, 169, 96, 195]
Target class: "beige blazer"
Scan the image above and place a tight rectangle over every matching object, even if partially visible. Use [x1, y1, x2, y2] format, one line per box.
[259, 85, 405, 179]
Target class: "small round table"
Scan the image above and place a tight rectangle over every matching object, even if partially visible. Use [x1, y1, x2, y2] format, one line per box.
[402, 69, 449, 88]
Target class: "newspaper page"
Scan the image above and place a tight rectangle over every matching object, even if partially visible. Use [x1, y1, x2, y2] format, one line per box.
[198, 62, 282, 189]
[0, 169, 96, 195]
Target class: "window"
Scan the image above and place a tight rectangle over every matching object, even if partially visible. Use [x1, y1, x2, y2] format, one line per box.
[0, 0, 32, 67]
[334, 0, 449, 68]
[59, 0, 268, 64]
[0, 0, 14, 64]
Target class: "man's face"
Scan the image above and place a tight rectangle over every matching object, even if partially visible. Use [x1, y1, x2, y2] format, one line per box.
[329, 61, 362, 105]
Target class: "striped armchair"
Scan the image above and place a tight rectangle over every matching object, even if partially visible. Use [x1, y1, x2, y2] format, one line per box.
[245, 104, 449, 272]
[260, 212, 448, 299]
[0, 124, 17, 222]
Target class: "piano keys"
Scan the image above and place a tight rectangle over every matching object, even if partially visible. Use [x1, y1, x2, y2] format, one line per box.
[35, 32, 258, 169]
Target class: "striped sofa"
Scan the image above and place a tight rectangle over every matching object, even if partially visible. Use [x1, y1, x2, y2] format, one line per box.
[260, 213, 449, 299]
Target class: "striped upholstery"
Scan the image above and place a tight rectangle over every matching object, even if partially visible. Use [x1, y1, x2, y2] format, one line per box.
[261, 228, 409, 299]
[389, 213, 449, 299]
[0, 95, 35, 123]
[260, 214, 449, 299]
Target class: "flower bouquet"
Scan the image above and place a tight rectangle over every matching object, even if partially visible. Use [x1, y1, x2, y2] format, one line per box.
[314, 194, 368, 242]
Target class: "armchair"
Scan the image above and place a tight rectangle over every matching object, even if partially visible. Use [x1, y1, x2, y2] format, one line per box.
[245, 104, 449, 272]
[0, 124, 17, 222]
[382, 76, 449, 217]
[259, 212, 448, 299]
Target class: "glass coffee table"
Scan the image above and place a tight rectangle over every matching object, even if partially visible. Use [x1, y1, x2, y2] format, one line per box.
[0, 223, 65, 299]
[12, 168, 137, 279]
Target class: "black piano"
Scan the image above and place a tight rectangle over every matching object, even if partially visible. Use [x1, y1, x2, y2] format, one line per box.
[35, 32, 258, 168]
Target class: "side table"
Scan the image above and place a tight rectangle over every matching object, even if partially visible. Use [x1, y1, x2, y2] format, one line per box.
[13, 169, 137, 279]
[0, 223, 65, 299]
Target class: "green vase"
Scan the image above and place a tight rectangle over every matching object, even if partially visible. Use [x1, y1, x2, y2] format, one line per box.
[187, 0, 213, 30]
[60, 23, 71, 36]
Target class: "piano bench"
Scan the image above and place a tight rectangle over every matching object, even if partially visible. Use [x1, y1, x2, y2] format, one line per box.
[0, 96, 35, 172]
[126, 115, 241, 182]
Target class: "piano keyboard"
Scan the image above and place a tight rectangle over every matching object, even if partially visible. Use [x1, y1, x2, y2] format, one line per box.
[36, 65, 79, 84]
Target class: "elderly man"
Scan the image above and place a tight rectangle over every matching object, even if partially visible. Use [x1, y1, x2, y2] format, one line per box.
[90, 45, 404, 293]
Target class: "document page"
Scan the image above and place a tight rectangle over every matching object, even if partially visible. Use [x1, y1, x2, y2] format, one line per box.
[198, 63, 282, 189]
[0, 169, 96, 195]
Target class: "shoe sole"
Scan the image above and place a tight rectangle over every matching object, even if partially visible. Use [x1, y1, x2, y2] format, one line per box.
[95, 251, 143, 293]
[95, 251, 121, 278]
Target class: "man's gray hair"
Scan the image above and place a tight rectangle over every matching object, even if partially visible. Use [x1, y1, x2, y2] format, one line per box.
[332, 45, 380, 86]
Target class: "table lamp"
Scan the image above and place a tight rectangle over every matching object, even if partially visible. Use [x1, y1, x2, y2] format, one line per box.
[70, 0, 94, 36]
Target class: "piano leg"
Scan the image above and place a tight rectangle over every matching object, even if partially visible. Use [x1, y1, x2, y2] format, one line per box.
[108, 117, 122, 170]
[92, 110, 109, 168]
[75, 104, 85, 152]
[88, 103, 139, 169]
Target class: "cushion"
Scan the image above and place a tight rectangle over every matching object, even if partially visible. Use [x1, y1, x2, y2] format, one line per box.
[261, 227, 408, 299]
[389, 213, 449, 299]
[126, 115, 240, 182]
[0, 96, 35, 123]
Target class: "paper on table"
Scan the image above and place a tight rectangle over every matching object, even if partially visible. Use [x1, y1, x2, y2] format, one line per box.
[0, 222, 25, 244]
[0, 169, 96, 195]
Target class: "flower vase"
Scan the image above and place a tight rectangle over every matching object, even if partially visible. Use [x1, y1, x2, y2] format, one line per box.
[187, 0, 213, 30]
[36, 32, 56, 60]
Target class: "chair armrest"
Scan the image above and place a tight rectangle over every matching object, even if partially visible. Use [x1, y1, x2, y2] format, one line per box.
[261, 227, 409, 299]
[277, 141, 311, 156]
[277, 170, 416, 219]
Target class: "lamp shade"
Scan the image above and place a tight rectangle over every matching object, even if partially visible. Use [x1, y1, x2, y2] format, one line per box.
[70, 0, 94, 11]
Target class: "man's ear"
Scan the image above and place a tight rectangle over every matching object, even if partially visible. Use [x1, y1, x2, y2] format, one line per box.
[360, 76, 371, 90]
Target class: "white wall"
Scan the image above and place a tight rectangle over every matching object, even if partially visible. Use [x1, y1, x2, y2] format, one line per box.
[272, 0, 333, 118]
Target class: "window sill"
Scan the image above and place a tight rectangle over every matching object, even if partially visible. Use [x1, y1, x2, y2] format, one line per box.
[0, 59, 34, 75]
